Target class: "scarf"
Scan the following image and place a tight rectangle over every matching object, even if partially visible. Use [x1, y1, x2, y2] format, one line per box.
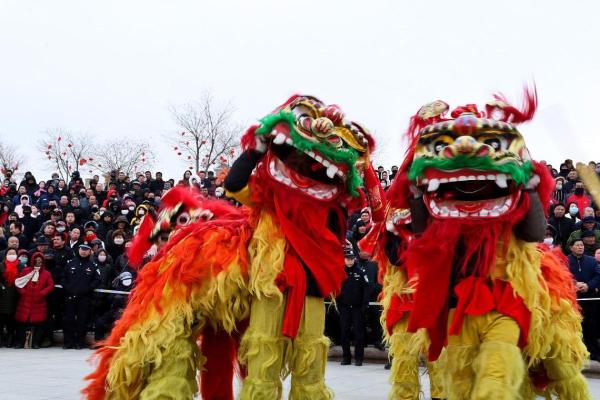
[3, 258, 19, 286]
[15, 268, 40, 289]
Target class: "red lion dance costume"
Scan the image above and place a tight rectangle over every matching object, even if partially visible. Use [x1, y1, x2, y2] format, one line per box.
[83, 95, 375, 400]
[380, 88, 591, 399]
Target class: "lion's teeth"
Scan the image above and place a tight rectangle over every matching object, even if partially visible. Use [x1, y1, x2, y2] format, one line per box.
[427, 179, 440, 192]
[273, 133, 286, 145]
[495, 174, 508, 189]
[326, 165, 339, 179]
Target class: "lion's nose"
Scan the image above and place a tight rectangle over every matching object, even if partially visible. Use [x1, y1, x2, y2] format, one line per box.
[441, 136, 492, 158]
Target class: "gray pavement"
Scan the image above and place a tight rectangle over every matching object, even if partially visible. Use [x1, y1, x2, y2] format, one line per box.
[0, 347, 599, 399]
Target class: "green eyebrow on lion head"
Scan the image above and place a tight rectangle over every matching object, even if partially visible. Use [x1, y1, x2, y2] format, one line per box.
[255, 109, 368, 197]
[409, 155, 534, 187]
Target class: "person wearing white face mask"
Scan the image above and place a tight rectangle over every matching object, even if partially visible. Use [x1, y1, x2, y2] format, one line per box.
[541, 225, 558, 249]
[107, 229, 128, 261]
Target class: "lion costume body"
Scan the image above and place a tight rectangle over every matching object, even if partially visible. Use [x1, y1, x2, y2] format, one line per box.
[379, 88, 590, 399]
[83, 95, 375, 400]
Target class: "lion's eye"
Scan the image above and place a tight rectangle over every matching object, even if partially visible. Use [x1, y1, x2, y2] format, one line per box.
[484, 138, 501, 150]
[434, 141, 448, 152]
[177, 212, 190, 226]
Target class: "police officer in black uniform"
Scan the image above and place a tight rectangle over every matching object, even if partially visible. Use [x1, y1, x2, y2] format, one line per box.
[338, 248, 369, 366]
[62, 243, 100, 349]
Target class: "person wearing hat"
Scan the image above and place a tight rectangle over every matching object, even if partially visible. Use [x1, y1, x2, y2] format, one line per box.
[62, 243, 100, 349]
[29, 235, 50, 257]
[49, 208, 63, 224]
[97, 210, 114, 242]
[542, 224, 558, 249]
[581, 230, 599, 256]
[337, 248, 369, 366]
[566, 215, 600, 250]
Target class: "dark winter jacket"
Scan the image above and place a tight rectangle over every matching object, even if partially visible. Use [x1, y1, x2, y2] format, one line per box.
[567, 254, 600, 298]
[0, 260, 19, 315]
[63, 255, 101, 296]
[337, 262, 369, 307]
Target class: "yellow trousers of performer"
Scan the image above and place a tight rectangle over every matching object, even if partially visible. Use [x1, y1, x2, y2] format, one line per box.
[445, 309, 524, 400]
[387, 317, 446, 400]
[239, 295, 333, 400]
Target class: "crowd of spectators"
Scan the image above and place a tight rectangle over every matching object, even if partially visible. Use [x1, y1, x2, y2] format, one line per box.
[1, 159, 599, 361]
[0, 167, 230, 349]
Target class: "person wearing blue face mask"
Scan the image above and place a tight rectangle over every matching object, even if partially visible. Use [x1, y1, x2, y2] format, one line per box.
[566, 181, 592, 220]
[567, 202, 581, 223]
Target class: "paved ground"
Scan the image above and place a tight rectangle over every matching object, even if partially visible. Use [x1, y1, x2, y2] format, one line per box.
[1, 347, 600, 399]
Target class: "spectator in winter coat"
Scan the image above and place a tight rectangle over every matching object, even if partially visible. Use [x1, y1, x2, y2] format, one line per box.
[68, 227, 83, 252]
[566, 216, 600, 249]
[14, 194, 31, 218]
[0, 248, 20, 347]
[566, 181, 592, 217]
[549, 204, 576, 248]
[337, 248, 369, 366]
[568, 239, 600, 360]
[62, 244, 100, 349]
[19, 205, 42, 243]
[14, 252, 54, 348]
[12, 186, 28, 206]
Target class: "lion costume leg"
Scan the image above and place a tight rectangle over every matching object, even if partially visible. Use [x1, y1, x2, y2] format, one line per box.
[427, 352, 447, 399]
[446, 310, 524, 400]
[239, 295, 332, 400]
[387, 318, 421, 400]
[239, 296, 291, 399]
[289, 296, 333, 400]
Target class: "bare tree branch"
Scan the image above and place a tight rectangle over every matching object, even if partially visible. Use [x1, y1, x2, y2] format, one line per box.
[38, 129, 95, 180]
[0, 142, 24, 175]
[91, 139, 155, 177]
[166, 93, 242, 175]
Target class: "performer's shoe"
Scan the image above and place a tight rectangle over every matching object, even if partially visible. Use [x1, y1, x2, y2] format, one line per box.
[384, 362, 391, 370]
[340, 359, 351, 365]
[354, 359, 363, 366]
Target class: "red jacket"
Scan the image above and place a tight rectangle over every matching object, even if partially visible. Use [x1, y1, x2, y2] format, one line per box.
[566, 194, 591, 216]
[14, 267, 54, 323]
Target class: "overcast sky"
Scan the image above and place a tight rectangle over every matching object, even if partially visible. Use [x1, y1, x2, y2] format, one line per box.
[1, 0, 599, 180]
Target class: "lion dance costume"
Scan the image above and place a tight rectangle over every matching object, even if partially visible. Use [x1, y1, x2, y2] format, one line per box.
[380, 87, 591, 399]
[360, 204, 446, 400]
[83, 95, 375, 400]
